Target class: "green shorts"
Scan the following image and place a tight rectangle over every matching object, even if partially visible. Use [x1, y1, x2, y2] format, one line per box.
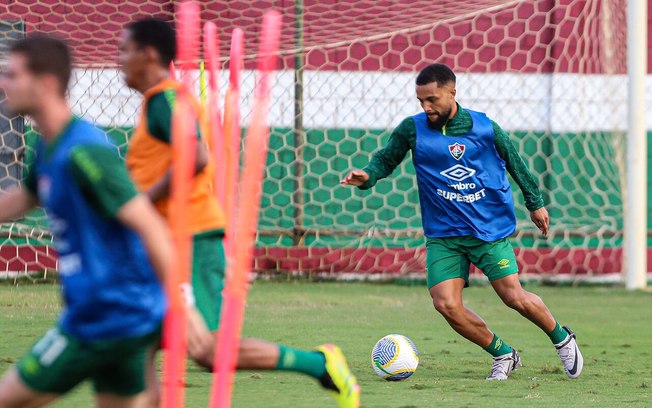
[17, 326, 160, 396]
[425, 236, 519, 288]
[192, 230, 226, 331]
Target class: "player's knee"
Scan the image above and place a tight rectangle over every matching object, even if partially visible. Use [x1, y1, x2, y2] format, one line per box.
[189, 345, 214, 370]
[501, 289, 533, 312]
[433, 298, 462, 318]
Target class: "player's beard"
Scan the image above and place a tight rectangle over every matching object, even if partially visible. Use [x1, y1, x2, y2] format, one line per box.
[427, 103, 453, 130]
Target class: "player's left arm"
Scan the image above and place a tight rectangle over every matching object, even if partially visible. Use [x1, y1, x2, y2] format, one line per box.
[492, 121, 549, 237]
[145, 142, 208, 203]
[145, 91, 208, 203]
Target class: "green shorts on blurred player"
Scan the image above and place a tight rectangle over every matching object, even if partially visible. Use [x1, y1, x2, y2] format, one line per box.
[120, 19, 360, 408]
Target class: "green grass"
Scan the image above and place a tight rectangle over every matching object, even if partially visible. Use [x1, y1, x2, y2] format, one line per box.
[1, 282, 651, 407]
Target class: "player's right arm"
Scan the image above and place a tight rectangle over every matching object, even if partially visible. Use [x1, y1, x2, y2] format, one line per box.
[0, 158, 39, 222]
[340, 117, 415, 189]
[0, 187, 37, 222]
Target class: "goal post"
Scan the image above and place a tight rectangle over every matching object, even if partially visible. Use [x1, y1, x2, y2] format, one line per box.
[626, 0, 648, 290]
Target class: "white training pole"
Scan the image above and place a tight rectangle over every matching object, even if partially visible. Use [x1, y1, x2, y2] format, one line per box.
[626, 0, 648, 290]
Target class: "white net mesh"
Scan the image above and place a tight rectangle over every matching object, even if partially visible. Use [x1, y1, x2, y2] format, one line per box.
[0, 0, 628, 282]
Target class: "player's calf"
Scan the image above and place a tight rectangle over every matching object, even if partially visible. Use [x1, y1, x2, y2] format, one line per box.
[186, 306, 215, 370]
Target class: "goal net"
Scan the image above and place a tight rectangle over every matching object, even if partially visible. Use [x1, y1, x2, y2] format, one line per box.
[0, 0, 629, 283]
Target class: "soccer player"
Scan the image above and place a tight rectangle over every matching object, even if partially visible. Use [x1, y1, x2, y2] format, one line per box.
[119, 19, 360, 407]
[341, 64, 583, 381]
[0, 36, 171, 408]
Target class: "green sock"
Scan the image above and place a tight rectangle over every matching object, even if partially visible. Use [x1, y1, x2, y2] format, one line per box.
[484, 334, 512, 357]
[275, 345, 327, 379]
[547, 321, 568, 344]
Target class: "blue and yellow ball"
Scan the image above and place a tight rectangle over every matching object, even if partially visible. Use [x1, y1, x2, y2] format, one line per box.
[371, 334, 420, 381]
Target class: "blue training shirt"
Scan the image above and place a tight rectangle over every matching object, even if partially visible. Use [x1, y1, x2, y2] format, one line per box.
[412, 109, 517, 241]
[32, 118, 166, 341]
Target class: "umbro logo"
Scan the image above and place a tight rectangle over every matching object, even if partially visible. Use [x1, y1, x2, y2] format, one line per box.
[440, 164, 476, 182]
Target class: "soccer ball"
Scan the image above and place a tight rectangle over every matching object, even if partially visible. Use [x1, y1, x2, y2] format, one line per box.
[371, 334, 420, 381]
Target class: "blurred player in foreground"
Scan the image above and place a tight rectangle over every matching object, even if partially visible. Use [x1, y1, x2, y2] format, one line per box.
[342, 63, 583, 381]
[119, 18, 360, 408]
[0, 36, 169, 408]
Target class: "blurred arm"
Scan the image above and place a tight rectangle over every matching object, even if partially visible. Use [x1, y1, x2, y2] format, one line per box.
[145, 91, 208, 203]
[0, 187, 37, 222]
[116, 195, 171, 283]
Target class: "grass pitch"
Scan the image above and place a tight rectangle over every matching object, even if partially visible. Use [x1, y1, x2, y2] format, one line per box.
[0, 282, 651, 407]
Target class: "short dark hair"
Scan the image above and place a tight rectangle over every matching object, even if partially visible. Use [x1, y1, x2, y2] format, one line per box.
[416, 63, 456, 87]
[10, 35, 72, 95]
[126, 19, 176, 67]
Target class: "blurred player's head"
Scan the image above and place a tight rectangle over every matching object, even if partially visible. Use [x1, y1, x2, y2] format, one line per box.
[415, 63, 456, 128]
[1, 35, 71, 116]
[120, 19, 176, 92]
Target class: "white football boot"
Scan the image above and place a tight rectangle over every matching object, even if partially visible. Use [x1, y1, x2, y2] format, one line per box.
[486, 349, 521, 381]
[555, 326, 583, 379]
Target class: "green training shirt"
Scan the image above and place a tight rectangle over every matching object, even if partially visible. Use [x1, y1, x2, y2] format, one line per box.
[24, 141, 138, 219]
[146, 90, 201, 144]
[359, 104, 544, 212]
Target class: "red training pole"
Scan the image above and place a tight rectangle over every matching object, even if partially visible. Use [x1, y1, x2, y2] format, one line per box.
[209, 11, 282, 408]
[161, 2, 200, 408]
[223, 27, 244, 258]
[203, 22, 226, 209]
